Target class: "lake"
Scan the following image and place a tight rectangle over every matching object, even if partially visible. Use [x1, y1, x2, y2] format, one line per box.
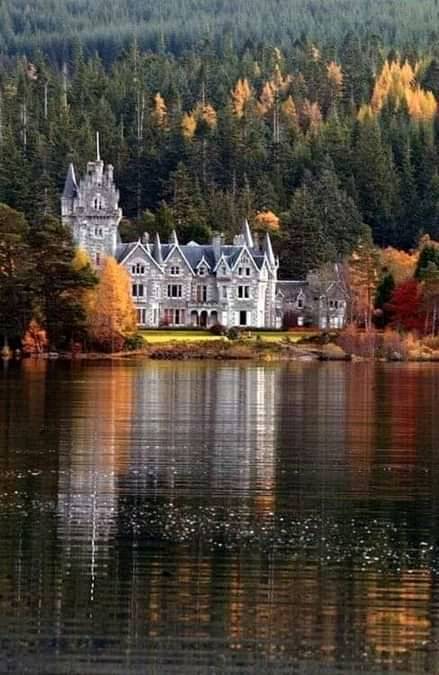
[1, 358, 439, 673]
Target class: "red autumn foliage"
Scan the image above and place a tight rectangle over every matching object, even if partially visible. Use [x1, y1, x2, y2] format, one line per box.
[386, 278, 425, 333]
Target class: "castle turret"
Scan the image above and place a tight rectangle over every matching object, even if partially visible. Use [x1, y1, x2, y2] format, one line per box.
[61, 134, 122, 266]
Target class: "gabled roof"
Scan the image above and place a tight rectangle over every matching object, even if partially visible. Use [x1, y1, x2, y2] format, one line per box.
[116, 241, 163, 271]
[117, 232, 271, 275]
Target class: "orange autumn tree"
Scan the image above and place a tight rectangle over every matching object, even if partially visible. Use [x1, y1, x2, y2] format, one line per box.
[370, 59, 437, 121]
[347, 235, 380, 328]
[380, 246, 418, 284]
[88, 257, 136, 352]
[231, 78, 253, 118]
[254, 210, 280, 232]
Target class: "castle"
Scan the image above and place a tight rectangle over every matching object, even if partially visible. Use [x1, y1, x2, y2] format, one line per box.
[61, 143, 347, 330]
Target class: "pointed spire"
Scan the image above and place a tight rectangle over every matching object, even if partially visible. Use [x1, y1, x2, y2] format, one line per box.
[96, 131, 101, 161]
[62, 163, 78, 199]
[263, 232, 276, 267]
[154, 232, 163, 264]
[242, 219, 254, 248]
[170, 229, 179, 246]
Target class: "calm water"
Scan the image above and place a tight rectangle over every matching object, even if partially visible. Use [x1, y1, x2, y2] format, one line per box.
[1, 359, 439, 673]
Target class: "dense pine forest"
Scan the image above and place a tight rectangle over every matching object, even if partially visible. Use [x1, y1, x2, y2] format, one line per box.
[3, 0, 439, 283]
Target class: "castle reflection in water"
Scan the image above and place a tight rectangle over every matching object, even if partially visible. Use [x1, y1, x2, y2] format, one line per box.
[1, 359, 439, 672]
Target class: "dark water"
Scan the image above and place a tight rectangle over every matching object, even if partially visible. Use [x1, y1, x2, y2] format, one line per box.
[1, 360, 439, 674]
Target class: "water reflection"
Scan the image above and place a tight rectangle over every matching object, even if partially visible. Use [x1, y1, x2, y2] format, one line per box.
[1, 359, 439, 672]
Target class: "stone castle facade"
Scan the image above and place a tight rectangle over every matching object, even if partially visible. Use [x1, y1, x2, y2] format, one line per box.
[62, 146, 349, 330]
[61, 148, 279, 328]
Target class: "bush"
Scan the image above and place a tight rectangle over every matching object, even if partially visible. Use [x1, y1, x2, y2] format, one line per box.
[227, 326, 241, 340]
[124, 332, 146, 351]
[210, 322, 227, 336]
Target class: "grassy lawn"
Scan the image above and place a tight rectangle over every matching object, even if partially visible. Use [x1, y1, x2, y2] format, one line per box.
[140, 329, 315, 344]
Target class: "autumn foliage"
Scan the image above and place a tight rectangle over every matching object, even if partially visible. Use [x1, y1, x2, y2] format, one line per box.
[386, 278, 425, 333]
[87, 257, 137, 352]
[370, 59, 437, 121]
[22, 319, 48, 354]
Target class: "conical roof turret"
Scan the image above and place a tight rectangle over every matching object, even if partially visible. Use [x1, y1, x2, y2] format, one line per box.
[241, 219, 254, 249]
[154, 232, 163, 264]
[263, 231, 276, 267]
[62, 163, 78, 200]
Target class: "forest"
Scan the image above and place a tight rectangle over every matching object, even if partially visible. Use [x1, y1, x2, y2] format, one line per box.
[2, 0, 439, 61]
[3, 0, 439, 346]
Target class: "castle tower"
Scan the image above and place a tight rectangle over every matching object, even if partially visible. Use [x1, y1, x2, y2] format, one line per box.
[61, 133, 122, 265]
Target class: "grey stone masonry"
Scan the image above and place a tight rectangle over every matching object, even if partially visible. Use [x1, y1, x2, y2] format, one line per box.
[62, 147, 348, 330]
[61, 148, 279, 329]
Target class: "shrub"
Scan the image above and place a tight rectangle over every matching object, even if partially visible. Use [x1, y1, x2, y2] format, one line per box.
[227, 326, 241, 340]
[210, 322, 227, 336]
[124, 332, 146, 351]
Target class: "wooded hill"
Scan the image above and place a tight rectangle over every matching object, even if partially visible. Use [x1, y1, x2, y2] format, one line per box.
[2, 0, 439, 62]
[2, 2, 439, 279]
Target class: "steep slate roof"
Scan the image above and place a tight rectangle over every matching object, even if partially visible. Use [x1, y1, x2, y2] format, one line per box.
[62, 163, 78, 200]
[276, 280, 308, 301]
[115, 242, 137, 262]
[117, 239, 272, 273]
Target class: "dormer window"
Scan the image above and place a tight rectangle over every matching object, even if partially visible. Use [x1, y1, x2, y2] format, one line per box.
[220, 266, 227, 276]
[170, 266, 180, 276]
[132, 263, 145, 275]
[198, 266, 207, 276]
[297, 297, 304, 309]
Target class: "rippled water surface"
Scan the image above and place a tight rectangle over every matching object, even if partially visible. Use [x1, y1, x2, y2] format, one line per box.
[1, 359, 439, 673]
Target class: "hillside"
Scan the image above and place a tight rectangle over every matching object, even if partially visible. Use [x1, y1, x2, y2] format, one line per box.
[2, 0, 439, 61]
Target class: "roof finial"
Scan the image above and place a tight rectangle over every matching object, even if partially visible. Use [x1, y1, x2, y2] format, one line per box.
[96, 131, 101, 162]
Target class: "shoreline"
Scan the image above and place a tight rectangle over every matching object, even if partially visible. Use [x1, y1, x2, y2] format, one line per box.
[8, 339, 439, 363]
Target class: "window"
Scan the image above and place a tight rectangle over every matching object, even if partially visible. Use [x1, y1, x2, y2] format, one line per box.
[196, 286, 208, 303]
[137, 308, 147, 325]
[245, 267, 251, 276]
[132, 263, 145, 275]
[297, 297, 304, 309]
[132, 283, 144, 298]
[96, 252, 101, 266]
[198, 266, 207, 276]
[168, 284, 182, 298]
[238, 286, 250, 299]
[174, 309, 185, 325]
[222, 286, 228, 300]
[170, 266, 180, 276]
[329, 299, 339, 310]
[238, 267, 243, 276]
[163, 308, 185, 325]
[220, 266, 227, 276]
[239, 310, 248, 326]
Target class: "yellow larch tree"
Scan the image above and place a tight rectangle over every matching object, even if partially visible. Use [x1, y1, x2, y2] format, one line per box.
[370, 59, 437, 121]
[152, 92, 168, 128]
[327, 61, 343, 89]
[181, 111, 197, 140]
[381, 247, 418, 284]
[195, 102, 217, 129]
[231, 78, 253, 118]
[88, 256, 136, 352]
[280, 95, 298, 129]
